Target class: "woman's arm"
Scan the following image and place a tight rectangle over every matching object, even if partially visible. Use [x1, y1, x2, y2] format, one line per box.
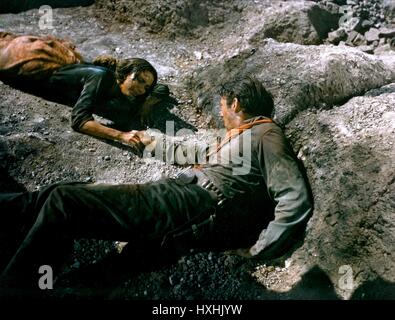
[50, 65, 128, 137]
[79, 120, 140, 145]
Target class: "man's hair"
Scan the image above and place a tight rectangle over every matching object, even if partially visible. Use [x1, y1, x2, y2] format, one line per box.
[217, 76, 274, 117]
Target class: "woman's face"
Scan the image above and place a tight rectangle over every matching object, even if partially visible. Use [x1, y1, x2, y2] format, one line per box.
[119, 70, 155, 97]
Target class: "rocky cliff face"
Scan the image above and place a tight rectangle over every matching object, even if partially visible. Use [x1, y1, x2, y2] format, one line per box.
[0, 0, 394, 299]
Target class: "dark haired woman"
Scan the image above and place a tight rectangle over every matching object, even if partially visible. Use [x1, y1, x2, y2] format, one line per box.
[44, 55, 172, 146]
[0, 34, 173, 146]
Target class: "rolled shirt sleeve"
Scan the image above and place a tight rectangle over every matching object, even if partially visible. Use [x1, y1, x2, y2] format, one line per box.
[249, 128, 313, 257]
[143, 131, 210, 166]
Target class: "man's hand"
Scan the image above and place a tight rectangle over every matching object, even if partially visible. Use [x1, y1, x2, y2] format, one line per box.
[79, 121, 144, 151]
[119, 131, 141, 146]
[119, 130, 156, 155]
[134, 130, 159, 145]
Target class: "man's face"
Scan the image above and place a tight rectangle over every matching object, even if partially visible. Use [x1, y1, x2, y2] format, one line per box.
[219, 96, 237, 130]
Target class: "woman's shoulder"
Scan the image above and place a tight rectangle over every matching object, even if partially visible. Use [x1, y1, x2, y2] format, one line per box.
[55, 63, 117, 86]
[58, 63, 114, 75]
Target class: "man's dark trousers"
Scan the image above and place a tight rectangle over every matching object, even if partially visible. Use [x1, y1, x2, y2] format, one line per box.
[0, 179, 216, 288]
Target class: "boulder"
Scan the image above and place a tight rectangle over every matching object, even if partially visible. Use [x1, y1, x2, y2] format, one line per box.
[247, 1, 341, 46]
[285, 83, 395, 298]
[379, 27, 395, 39]
[364, 27, 380, 43]
[374, 43, 392, 55]
[358, 44, 374, 54]
[361, 19, 374, 31]
[188, 39, 394, 127]
[345, 30, 360, 45]
[341, 17, 365, 33]
[327, 28, 348, 44]
[349, 32, 367, 46]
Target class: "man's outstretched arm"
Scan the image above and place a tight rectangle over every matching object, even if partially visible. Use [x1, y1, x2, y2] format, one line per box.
[136, 130, 212, 166]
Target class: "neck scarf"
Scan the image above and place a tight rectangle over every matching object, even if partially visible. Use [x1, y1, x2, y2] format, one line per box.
[207, 117, 273, 157]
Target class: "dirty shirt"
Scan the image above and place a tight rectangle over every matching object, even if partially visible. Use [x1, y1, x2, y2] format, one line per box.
[149, 116, 313, 256]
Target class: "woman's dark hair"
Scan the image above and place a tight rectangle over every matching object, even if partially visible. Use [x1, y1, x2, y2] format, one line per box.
[93, 55, 158, 91]
[217, 76, 274, 118]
